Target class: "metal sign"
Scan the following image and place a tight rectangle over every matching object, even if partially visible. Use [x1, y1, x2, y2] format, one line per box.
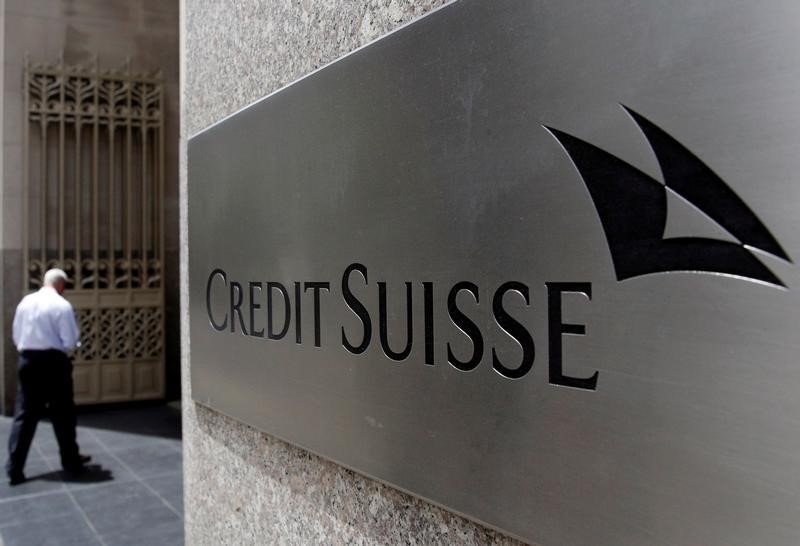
[188, 1, 800, 544]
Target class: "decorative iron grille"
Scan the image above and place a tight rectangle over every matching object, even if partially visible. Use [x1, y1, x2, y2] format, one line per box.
[23, 57, 165, 403]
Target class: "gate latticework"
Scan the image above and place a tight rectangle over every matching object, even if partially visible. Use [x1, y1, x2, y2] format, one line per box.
[23, 58, 165, 404]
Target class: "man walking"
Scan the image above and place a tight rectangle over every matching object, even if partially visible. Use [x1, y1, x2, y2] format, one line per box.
[6, 268, 90, 485]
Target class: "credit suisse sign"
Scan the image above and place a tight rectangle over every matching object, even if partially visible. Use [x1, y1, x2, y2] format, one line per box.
[189, 1, 800, 544]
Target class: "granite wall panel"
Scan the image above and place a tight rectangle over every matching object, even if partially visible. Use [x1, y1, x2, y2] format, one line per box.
[181, 0, 523, 543]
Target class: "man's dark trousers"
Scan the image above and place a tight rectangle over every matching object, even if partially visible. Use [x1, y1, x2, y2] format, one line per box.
[6, 349, 81, 476]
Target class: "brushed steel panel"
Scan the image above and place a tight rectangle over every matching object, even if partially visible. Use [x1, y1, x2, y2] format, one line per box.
[188, 1, 800, 544]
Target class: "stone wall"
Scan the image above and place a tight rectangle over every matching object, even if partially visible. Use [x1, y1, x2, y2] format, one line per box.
[1, 0, 181, 412]
[181, 1, 522, 543]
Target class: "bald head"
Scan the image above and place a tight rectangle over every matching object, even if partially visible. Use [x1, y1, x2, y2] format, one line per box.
[43, 268, 68, 294]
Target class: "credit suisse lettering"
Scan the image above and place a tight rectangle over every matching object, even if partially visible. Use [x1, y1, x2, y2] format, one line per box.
[205, 264, 598, 390]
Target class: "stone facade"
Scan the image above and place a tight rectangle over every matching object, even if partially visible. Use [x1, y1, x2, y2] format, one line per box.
[1, 0, 181, 412]
[181, 1, 522, 543]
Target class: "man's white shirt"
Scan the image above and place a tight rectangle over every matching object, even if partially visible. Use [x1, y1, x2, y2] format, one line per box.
[12, 286, 80, 353]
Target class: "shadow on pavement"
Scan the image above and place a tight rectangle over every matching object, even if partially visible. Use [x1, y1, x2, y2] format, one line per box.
[27, 464, 114, 484]
[72, 403, 181, 440]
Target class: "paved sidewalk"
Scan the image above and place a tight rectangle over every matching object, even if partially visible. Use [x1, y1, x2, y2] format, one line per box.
[0, 404, 183, 546]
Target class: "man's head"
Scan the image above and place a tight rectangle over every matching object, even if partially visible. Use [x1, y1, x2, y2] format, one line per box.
[43, 268, 69, 295]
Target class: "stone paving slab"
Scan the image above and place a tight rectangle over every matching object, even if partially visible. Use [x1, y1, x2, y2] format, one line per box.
[0, 404, 183, 546]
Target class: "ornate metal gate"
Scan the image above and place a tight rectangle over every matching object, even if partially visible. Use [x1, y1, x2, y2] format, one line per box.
[23, 58, 165, 404]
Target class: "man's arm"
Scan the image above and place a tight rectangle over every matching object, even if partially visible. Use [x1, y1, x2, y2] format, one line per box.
[12, 303, 23, 349]
[57, 305, 80, 352]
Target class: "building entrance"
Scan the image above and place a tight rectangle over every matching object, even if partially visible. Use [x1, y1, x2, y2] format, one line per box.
[23, 58, 165, 404]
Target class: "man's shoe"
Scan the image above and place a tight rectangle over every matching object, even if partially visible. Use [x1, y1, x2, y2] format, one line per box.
[8, 472, 25, 486]
[63, 454, 92, 473]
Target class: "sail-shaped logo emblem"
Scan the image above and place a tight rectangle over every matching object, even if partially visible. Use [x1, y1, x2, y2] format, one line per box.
[546, 106, 791, 288]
